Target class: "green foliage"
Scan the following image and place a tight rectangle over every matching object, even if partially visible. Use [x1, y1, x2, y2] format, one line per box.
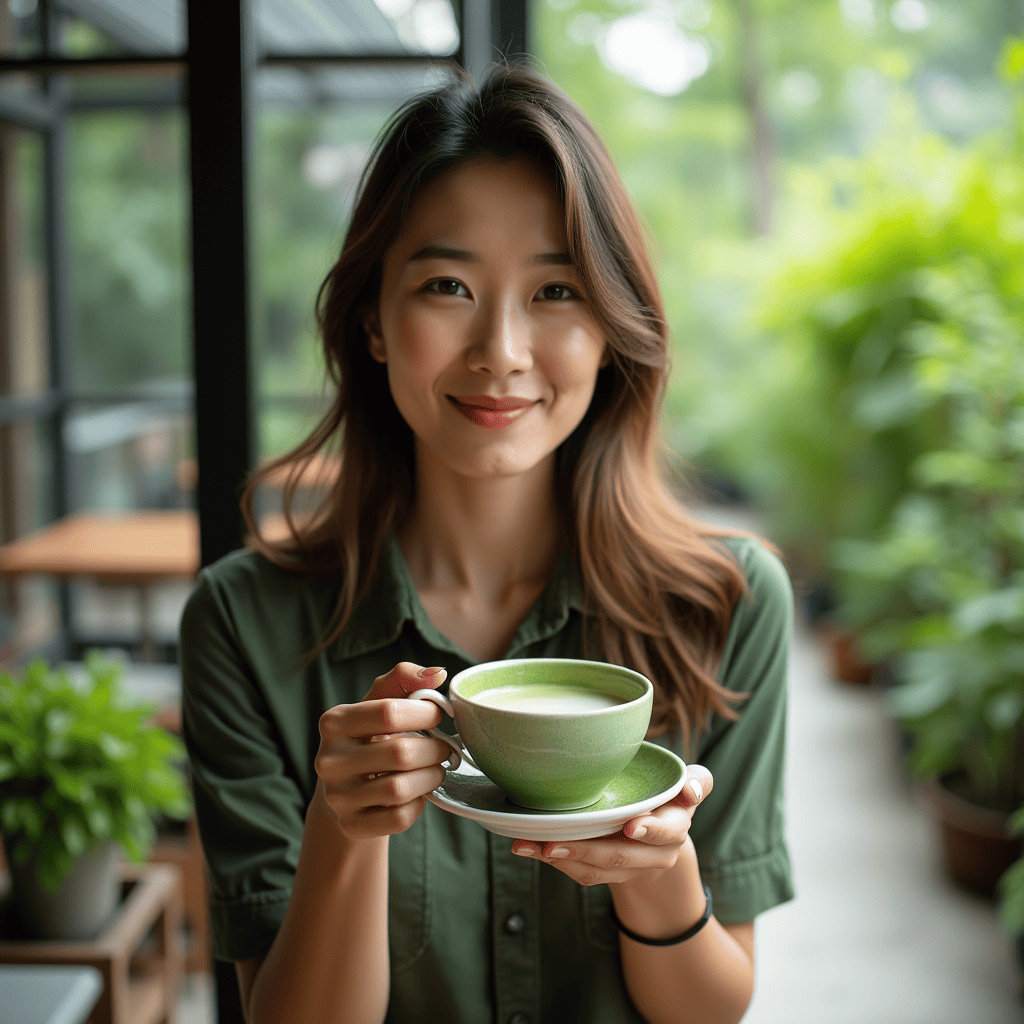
[0, 652, 191, 892]
[693, 106, 1024, 571]
[999, 807, 1024, 936]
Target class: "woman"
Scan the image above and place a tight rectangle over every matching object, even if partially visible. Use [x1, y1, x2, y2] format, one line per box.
[180, 62, 793, 1024]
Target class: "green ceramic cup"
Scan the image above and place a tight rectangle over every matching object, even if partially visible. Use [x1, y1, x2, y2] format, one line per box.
[408, 658, 653, 811]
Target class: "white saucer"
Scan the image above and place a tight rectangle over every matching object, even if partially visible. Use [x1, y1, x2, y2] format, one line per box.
[426, 741, 687, 841]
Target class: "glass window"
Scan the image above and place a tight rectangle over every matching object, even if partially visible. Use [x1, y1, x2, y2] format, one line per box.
[0, 0, 43, 58]
[0, 416, 57, 662]
[65, 106, 188, 390]
[253, 65, 443, 459]
[64, 399, 192, 513]
[54, 0, 186, 57]
[255, 0, 459, 57]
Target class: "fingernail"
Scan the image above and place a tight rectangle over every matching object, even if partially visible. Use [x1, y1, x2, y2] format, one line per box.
[547, 846, 570, 858]
[513, 847, 534, 857]
[631, 825, 648, 839]
[419, 666, 445, 678]
[688, 780, 703, 802]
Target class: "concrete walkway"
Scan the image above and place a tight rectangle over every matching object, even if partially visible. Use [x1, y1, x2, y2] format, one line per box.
[746, 619, 1023, 1023]
[174, 536, 1024, 1023]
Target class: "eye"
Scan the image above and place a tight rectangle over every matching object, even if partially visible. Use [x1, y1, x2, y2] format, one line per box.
[537, 283, 577, 301]
[426, 278, 469, 297]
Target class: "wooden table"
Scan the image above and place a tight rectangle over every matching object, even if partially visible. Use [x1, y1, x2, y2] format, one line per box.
[0, 864, 183, 1024]
[0, 509, 301, 659]
[0, 511, 199, 584]
[0, 511, 200, 660]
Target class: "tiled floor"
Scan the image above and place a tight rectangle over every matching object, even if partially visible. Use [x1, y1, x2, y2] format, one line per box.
[173, 512, 1024, 1023]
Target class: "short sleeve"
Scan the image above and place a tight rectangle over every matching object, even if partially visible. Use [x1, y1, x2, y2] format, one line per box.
[179, 568, 305, 961]
[688, 537, 795, 925]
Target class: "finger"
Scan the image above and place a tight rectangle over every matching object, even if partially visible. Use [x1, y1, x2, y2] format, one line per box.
[532, 837, 680, 873]
[360, 764, 448, 808]
[356, 734, 454, 776]
[679, 764, 713, 808]
[321, 696, 442, 740]
[346, 797, 430, 838]
[622, 803, 692, 845]
[364, 663, 447, 701]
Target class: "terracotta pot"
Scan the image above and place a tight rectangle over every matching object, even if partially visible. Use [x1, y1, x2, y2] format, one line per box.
[817, 622, 875, 685]
[925, 777, 1022, 897]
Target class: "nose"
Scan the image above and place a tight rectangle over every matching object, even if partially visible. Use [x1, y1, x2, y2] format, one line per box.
[465, 298, 533, 377]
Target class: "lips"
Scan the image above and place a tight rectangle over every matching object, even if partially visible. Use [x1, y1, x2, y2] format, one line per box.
[449, 395, 536, 412]
[447, 394, 537, 428]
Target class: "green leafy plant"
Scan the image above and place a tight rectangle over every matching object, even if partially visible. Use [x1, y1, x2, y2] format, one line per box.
[684, 50, 1024, 583]
[0, 652, 192, 891]
[831, 254, 1024, 811]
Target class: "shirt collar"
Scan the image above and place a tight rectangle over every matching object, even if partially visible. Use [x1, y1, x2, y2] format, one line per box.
[331, 535, 585, 663]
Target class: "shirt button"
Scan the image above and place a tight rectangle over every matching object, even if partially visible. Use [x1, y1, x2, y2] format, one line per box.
[509, 1015, 529, 1024]
[504, 913, 526, 935]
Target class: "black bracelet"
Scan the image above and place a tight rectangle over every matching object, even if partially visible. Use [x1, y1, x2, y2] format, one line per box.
[609, 884, 713, 946]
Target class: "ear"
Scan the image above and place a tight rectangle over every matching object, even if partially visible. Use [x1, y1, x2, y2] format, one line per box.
[599, 343, 611, 369]
[364, 313, 386, 363]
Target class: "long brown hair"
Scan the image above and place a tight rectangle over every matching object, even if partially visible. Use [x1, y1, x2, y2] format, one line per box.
[242, 61, 748, 746]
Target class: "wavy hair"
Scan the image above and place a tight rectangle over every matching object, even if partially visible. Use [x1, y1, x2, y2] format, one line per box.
[242, 62, 748, 746]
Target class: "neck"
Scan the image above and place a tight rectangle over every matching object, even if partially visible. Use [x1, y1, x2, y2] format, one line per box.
[400, 442, 560, 602]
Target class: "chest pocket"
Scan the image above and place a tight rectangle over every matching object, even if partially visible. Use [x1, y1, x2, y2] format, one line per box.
[388, 817, 430, 972]
[581, 883, 620, 951]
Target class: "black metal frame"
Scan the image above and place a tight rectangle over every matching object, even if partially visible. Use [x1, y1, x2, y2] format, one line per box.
[0, 0, 528, 631]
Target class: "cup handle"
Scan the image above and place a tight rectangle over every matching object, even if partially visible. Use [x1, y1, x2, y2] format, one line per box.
[406, 688, 476, 773]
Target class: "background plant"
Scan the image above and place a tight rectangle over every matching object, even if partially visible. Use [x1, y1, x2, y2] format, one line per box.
[828, 249, 1024, 809]
[0, 652, 192, 891]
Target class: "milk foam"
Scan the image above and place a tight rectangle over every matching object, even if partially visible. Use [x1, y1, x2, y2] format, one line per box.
[472, 684, 624, 714]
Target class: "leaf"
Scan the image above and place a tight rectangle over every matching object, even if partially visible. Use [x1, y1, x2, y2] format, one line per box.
[890, 669, 955, 721]
[98, 733, 134, 761]
[0, 798, 18, 832]
[85, 804, 112, 839]
[957, 589, 1024, 634]
[1000, 856, 1024, 935]
[1001, 39, 1024, 83]
[986, 692, 1024, 732]
[851, 373, 930, 429]
[19, 799, 45, 842]
[914, 450, 1016, 492]
[61, 819, 87, 858]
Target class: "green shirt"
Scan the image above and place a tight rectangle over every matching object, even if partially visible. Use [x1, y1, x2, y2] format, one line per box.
[179, 534, 794, 1024]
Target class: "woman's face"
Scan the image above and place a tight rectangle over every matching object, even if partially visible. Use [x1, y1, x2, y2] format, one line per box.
[368, 155, 608, 483]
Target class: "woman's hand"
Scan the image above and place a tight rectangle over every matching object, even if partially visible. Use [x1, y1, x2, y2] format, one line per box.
[314, 662, 453, 840]
[510, 765, 713, 885]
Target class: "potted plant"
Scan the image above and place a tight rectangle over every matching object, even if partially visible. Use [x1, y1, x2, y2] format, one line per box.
[830, 248, 1024, 893]
[0, 651, 192, 939]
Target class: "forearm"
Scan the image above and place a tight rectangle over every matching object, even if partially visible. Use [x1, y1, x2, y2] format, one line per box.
[247, 780, 391, 1024]
[611, 840, 754, 1024]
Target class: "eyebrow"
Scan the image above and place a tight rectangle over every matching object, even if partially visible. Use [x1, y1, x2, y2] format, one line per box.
[407, 244, 574, 268]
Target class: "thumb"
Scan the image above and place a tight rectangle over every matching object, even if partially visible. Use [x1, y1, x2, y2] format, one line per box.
[680, 764, 713, 808]
[362, 662, 447, 702]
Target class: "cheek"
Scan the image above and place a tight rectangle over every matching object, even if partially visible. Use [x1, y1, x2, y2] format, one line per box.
[389, 308, 455, 381]
[546, 326, 606, 394]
